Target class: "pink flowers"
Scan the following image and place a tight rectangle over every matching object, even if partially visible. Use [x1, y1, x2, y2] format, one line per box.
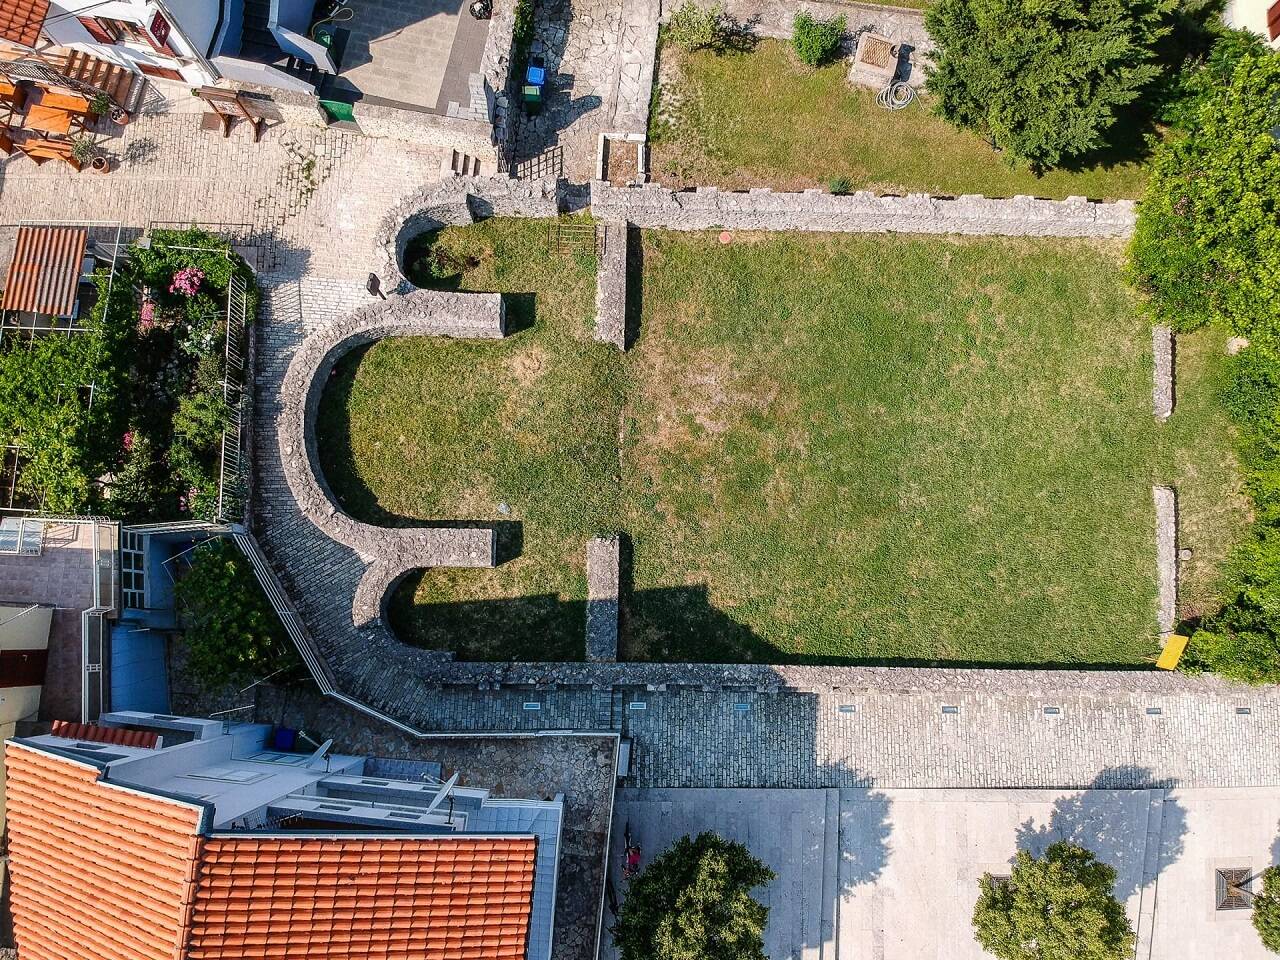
[122, 430, 134, 452]
[169, 266, 204, 297]
[139, 300, 156, 331]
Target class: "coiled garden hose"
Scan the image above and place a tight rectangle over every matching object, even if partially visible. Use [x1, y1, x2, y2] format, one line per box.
[311, 2, 355, 40]
[876, 81, 916, 110]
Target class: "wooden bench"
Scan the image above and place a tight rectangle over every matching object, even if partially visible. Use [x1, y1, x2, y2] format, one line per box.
[19, 137, 82, 171]
[194, 86, 265, 142]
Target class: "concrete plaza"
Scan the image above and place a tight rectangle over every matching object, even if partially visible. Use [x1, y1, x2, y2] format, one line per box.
[606, 787, 1280, 960]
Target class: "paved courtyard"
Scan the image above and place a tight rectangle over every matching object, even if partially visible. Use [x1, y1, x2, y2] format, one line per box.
[0, 81, 446, 278]
[607, 786, 1280, 960]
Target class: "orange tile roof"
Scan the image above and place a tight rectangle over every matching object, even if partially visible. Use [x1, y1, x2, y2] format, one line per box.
[188, 835, 537, 960]
[5, 740, 540, 960]
[50, 720, 160, 749]
[0, 0, 48, 47]
[0, 225, 87, 316]
[3, 740, 204, 960]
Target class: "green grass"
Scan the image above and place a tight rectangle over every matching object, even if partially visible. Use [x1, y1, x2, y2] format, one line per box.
[317, 221, 1248, 665]
[649, 40, 1154, 200]
[317, 218, 621, 661]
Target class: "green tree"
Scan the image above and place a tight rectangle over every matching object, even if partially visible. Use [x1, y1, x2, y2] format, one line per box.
[973, 842, 1134, 960]
[1130, 48, 1280, 348]
[925, 0, 1172, 170]
[1253, 865, 1280, 953]
[611, 832, 775, 960]
[174, 538, 299, 687]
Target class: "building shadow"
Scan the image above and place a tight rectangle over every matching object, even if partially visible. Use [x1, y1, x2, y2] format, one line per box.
[1013, 766, 1187, 901]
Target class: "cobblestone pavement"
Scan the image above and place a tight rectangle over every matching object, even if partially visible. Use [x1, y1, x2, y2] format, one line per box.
[0, 85, 444, 278]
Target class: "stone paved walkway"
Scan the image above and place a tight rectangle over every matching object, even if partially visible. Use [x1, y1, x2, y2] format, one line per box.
[516, 0, 658, 178]
[0, 89, 444, 278]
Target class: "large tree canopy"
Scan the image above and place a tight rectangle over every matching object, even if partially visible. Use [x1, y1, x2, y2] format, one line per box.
[973, 842, 1134, 960]
[1130, 47, 1280, 347]
[611, 832, 775, 960]
[925, 0, 1172, 170]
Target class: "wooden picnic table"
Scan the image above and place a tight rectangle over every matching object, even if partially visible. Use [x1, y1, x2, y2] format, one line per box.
[34, 90, 91, 115]
[22, 104, 73, 136]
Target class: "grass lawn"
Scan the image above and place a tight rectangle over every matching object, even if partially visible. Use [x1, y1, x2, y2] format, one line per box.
[317, 220, 1247, 665]
[648, 40, 1153, 201]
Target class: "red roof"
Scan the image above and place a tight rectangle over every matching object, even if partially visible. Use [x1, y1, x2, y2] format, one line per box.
[3, 740, 205, 960]
[4, 742, 540, 960]
[1, 225, 87, 317]
[0, 0, 48, 47]
[188, 836, 537, 960]
[50, 720, 160, 749]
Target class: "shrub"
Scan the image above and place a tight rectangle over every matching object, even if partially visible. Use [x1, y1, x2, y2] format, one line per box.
[1159, 28, 1267, 130]
[973, 842, 1134, 960]
[1254, 866, 1280, 953]
[792, 12, 845, 67]
[1130, 49, 1280, 349]
[667, 1, 727, 51]
[512, 0, 535, 73]
[0, 270, 133, 512]
[611, 832, 775, 960]
[828, 175, 852, 195]
[174, 538, 300, 688]
[925, 0, 1172, 170]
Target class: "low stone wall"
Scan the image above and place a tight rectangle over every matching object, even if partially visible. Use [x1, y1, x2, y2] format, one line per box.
[586, 537, 621, 661]
[1154, 485, 1178, 636]
[352, 106, 497, 162]
[480, 0, 519, 161]
[595, 221, 628, 348]
[1153, 325, 1174, 421]
[590, 183, 1137, 237]
[278, 289, 505, 632]
[374, 176, 561, 291]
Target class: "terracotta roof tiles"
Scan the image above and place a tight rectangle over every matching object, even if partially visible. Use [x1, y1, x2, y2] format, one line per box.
[187, 835, 537, 960]
[0, 225, 87, 317]
[50, 720, 160, 749]
[3, 740, 203, 960]
[0, 0, 48, 47]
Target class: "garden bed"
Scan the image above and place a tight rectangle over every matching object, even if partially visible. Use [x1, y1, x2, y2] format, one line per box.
[648, 39, 1153, 200]
[317, 221, 1247, 665]
[0, 229, 256, 521]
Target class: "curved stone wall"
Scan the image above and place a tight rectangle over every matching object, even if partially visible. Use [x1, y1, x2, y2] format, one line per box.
[278, 288, 509, 631]
[372, 175, 561, 292]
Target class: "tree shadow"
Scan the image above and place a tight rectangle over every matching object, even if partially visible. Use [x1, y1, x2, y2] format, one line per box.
[1012, 766, 1187, 902]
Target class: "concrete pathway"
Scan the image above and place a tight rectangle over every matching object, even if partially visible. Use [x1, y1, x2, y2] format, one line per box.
[606, 786, 1280, 960]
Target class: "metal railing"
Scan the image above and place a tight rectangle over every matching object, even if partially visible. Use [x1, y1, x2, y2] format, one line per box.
[217, 273, 250, 524]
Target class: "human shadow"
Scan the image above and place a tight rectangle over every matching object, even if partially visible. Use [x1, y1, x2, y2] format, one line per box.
[1012, 766, 1187, 902]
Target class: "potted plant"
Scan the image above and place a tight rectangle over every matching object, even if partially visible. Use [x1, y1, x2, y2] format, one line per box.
[91, 154, 111, 173]
[88, 92, 111, 118]
[69, 136, 95, 168]
[109, 105, 130, 125]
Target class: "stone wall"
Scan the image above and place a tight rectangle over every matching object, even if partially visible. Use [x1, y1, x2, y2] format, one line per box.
[1154, 486, 1178, 636]
[590, 183, 1137, 237]
[373, 176, 561, 291]
[1153, 325, 1174, 421]
[594, 221, 628, 348]
[279, 289, 506, 622]
[480, 0, 520, 163]
[586, 537, 621, 661]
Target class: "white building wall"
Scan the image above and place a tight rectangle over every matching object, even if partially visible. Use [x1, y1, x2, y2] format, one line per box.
[1223, 0, 1280, 47]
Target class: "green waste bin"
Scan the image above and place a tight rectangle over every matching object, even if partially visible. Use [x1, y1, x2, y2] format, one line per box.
[319, 99, 356, 124]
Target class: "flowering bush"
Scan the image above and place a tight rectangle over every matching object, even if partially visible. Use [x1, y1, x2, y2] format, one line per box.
[169, 266, 204, 297]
